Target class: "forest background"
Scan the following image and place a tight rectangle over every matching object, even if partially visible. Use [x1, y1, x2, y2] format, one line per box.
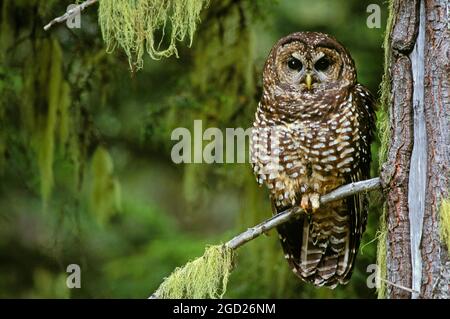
[0, 0, 387, 298]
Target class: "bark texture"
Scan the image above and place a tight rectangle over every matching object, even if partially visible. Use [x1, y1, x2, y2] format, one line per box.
[421, 0, 450, 299]
[383, 0, 450, 299]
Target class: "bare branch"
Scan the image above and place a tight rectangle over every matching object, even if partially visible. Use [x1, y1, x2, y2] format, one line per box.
[43, 0, 98, 31]
[226, 177, 381, 249]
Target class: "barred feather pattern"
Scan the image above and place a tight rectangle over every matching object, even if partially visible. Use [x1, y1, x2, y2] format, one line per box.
[251, 32, 375, 288]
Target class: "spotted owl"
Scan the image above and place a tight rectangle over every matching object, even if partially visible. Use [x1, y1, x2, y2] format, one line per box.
[251, 32, 375, 288]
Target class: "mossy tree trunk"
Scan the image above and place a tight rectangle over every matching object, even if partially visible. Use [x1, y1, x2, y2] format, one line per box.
[382, 0, 450, 299]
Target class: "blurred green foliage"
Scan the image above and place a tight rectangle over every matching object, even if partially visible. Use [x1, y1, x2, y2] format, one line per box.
[0, 0, 387, 298]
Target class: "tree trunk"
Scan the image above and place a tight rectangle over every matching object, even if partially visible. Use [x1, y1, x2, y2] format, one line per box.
[382, 0, 450, 299]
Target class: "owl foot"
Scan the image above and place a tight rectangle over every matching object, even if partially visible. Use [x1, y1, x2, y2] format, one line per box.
[300, 194, 310, 212]
[300, 193, 320, 213]
[310, 193, 320, 212]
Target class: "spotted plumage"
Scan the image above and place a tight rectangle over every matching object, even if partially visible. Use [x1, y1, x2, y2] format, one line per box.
[251, 32, 375, 288]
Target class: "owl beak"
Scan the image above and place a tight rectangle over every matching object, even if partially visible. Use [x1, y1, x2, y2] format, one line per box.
[305, 73, 313, 90]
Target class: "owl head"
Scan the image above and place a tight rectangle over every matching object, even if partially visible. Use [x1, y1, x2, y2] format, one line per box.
[262, 32, 357, 116]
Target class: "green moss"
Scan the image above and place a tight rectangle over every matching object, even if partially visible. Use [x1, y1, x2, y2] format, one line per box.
[98, 0, 209, 70]
[154, 245, 234, 299]
[378, 0, 394, 166]
[58, 82, 71, 149]
[440, 199, 450, 253]
[376, 207, 387, 299]
[90, 146, 122, 224]
[35, 39, 63, 207]
[24, 39, 75, 208]
[376, 108, 390, 166]
[375, 0, 394, 299]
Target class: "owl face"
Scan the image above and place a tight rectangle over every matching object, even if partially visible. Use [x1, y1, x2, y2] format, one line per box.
[275, 41, 346, 92]
[262, 32, 357, 117]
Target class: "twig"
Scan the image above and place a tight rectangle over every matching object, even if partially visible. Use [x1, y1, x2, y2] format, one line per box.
[226, 177, 381, 249]
[379, 278, 420, 295]
[43, 0, 98, 31]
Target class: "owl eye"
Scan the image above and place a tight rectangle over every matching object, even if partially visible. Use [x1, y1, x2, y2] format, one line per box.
[287, 57, 303, 71]
[315, 57, 331, 71]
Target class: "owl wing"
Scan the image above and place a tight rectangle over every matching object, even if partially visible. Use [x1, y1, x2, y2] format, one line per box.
[340, 83, 376, 281]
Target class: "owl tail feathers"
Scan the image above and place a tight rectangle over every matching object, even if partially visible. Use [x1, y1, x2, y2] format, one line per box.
[276, 215, 356, 289]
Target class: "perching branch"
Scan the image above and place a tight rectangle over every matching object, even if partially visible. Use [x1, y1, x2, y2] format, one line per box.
[149, 177, 381, 299]
[226, 177, 381, 249]
[43, 0, 98, 31]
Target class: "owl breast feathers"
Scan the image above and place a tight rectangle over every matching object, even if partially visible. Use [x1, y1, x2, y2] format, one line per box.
[251, 32, 375, 288]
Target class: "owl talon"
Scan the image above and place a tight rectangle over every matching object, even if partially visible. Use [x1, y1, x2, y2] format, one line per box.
[310, 193, 320, 213]
[300, 194, 310, 212]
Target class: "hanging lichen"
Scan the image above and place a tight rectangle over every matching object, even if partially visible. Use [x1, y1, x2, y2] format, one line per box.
[178, 0, 259, 209]
[98, 0, 209, 70]
[376, 108, 390, 168]
[58, 83, 71, 149]
[375, 0, 394, 299]
[378, 0, 394, 166]
[154, 245, 234, 299]
[190, 0, 267, 124]
[376, 208, 388, 299]
[90, 146, 122, 224]
[38, 40, 61, 206]
[0, 1, 72, 205]
[1, 0, 116, 226]
[21, 39, 71, 207]
[0, 67, 22, 175]
[440, 199, 450, 253]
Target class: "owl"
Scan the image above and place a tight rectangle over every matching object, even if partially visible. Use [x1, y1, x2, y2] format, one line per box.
[251, 32, 375, 288]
